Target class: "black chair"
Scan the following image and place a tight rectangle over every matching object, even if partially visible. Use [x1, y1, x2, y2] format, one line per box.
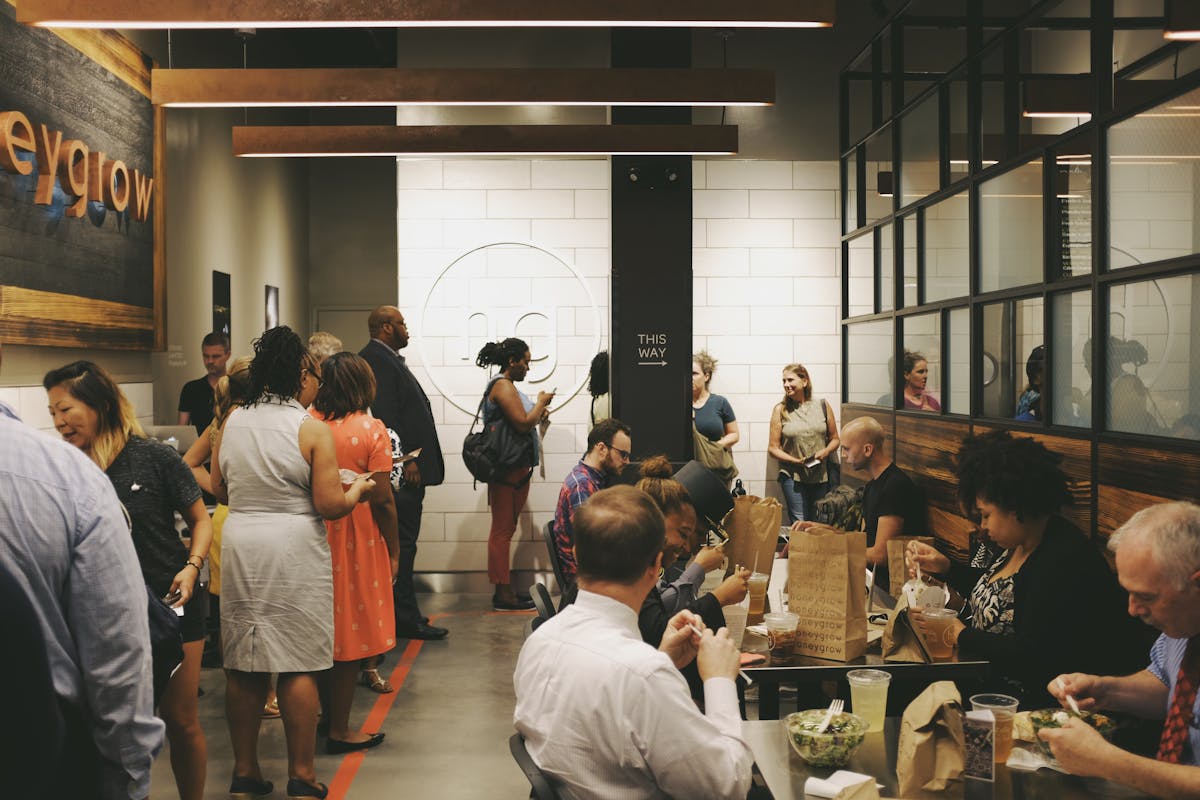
[509, 733, 561, 800]
[541, 520, 569, 595]
[530, 582, 556, 621]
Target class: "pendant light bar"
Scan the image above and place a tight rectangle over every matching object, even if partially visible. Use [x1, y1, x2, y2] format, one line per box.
[153, 68, 775, 108]
[19, 0, 835, 29]
[232, 124, 738, 157]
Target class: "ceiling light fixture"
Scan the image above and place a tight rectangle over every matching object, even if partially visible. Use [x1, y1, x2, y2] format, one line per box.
[1023, 77, 1092, 120]
[18, 0, 835, 29]
[1165, 0, 1200, 40]
[152, 68, 775, 108]
[232, 124, 739, 157]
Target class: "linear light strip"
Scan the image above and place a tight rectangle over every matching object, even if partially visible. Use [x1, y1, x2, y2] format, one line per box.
[231, 124, 739, 157]
[152, 68, 775, 108]
[19, 0, 835, 28]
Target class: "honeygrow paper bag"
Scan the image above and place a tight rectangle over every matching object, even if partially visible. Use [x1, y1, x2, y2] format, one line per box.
[724, 495, 782, 579]
[897, 681, 964, 796]
[787, 526, 868, 661]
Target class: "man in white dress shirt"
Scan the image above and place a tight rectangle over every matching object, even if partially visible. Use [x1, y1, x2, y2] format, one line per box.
[513, 485, 753, 799]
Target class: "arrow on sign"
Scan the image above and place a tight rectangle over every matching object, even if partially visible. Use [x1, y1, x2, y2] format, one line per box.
[638, 360, 668, 366]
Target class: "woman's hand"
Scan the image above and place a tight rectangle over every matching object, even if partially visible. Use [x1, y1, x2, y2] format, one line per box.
[909, 607, 966, 645]
[713, 567, 751, 606]
[166, 566, 198, 607]
[346, 474, 376, 504]
[536, 389, 555, 407]
[906, 540, 950, 578]
[693, 544, 725, 572]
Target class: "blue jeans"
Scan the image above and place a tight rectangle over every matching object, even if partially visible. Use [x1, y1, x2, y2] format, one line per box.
[778, 475, 830, 524]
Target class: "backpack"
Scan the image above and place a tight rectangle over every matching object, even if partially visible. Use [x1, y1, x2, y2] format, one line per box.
[462, 378, 534, 487]
[812, 484, 864, 531]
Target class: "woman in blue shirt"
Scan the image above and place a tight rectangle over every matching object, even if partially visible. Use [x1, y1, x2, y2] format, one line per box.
[691, 350, 739, 485]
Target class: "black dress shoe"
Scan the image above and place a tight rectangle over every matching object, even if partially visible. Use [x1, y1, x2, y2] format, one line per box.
[397, 622, 448, 640]
[326, 731, 385, 755]
[420, 615, 429, 624]
[493, 595, 536, 611]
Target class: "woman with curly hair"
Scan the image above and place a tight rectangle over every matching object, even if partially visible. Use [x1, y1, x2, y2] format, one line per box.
[475, 337, 554, 610]
[210, 326, 374, 800]
[906, 431, 1147, 705]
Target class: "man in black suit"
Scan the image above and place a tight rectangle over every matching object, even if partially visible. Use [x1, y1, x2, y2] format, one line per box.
[360, 306, 449, 640]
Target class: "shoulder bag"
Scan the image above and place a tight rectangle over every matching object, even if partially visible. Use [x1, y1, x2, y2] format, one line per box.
[462, 377, 535, 487]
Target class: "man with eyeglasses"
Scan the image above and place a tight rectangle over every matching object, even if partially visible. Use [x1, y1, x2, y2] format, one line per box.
[552, 418, 633, 587]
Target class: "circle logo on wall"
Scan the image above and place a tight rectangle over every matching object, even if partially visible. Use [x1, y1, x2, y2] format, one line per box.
[418, 242, 604, 415]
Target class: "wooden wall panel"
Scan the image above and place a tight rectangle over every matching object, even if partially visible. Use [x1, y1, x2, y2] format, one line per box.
[894, 415, 972, 559]
[1097, 442, 1200, 503]
[1097, 484, 1172, 542]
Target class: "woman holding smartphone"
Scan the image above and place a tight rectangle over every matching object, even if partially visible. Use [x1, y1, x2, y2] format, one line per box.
[45, 360, 212, 800]
[768, 362, 840, 524]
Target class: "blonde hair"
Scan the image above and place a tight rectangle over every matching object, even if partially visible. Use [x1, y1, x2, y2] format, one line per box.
[212, 356, 253, 429]
[693, 350, 718, 381]
[308, 331, 343, 363]
[42, 361, 143, 471]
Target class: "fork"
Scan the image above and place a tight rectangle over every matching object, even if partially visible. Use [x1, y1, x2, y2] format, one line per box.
[816, 698, 844, 734]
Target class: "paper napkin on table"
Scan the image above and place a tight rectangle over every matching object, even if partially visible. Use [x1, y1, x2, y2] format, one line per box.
[803, 771, 882, 799]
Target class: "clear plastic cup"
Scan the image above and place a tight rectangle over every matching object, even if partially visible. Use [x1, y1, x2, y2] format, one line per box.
[747, 572, 770, 626]
[970, 693, 1019, 762]
[723, 605, 749, 650]
[764, 611, 799, 666]
[847, 668, 892, 732]
[919, 607, 959, 661]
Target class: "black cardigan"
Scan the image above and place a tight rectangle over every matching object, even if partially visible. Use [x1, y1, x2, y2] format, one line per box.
[943, 516, 1151, 706]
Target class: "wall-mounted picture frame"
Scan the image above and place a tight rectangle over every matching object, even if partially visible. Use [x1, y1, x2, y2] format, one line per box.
[213, 270, 231, 338]
[265, 285, 279, 330]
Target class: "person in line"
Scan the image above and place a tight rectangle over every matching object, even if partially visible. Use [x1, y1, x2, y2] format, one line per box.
[0, 399, 163, 800]
[360, 306, 448, 641]
[514, 485, 753, 800]
[475, 337, 555, 611]
[310, 352, 399, 754]
[44, 361, 213, 800]
[307, 331, 343, 364]
[793, 416, 925, 590]
[587, 350, 610, 431]
[902, 350, 941, 411]
[178, 331, 231, 434]
[691, 350, 739, 484]
[907, 430, 1148, 706]
[552, 417, 632, 585]
[768, 362, 840, 524]
[1040, 502, 1200, 795]
[1015, 345, 1044, 421]
[210, 326, 374, 800]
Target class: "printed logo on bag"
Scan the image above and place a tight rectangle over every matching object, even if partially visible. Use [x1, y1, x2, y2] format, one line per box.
[418, 242, 603, 414]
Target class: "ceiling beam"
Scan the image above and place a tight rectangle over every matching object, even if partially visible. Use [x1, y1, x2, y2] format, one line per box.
[231, 124, 738, 157]
[18, 0, 835, 29]
[153, 68, 775, 108]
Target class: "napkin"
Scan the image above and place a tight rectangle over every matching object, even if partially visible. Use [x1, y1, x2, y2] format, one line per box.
[896, 681, 964, 796]
[803, 771, 882, 799]
[1006, 742, 1070, 774]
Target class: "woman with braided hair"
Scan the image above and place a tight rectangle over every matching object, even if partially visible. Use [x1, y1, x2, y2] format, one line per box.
[210, 326, 374, 800]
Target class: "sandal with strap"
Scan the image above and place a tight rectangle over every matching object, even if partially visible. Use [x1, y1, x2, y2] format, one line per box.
[261, 697, 280, 718]
[359, 668, 394, 694]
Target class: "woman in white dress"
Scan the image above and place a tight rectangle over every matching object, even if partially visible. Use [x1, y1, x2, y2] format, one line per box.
[210, 326, 373, 800]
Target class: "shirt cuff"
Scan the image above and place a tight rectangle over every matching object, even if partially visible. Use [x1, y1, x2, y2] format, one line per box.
[679, 562, 706, 587]
[703, 677, 743, 737]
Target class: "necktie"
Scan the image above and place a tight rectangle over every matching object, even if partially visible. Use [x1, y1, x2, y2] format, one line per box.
[1158, 637, 1200, 763]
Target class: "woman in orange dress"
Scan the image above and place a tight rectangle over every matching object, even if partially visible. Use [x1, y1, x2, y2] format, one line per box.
[309, 352, 400, 754]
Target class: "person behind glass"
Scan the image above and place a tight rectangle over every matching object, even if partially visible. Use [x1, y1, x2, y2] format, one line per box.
[44, 360, 213, 800]
[476, 337, 554, 611]
[902, 350, 941, 411]
[906, 430, 1147, 706]
[309, 352, 399, 755]
[209, 326, 374, 800]
[1015, 345, 1044, 421]
[691, 350, 739, 483]
[768, 363, 840, 524]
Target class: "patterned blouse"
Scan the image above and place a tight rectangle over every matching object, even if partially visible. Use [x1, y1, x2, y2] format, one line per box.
[968, 553, 1017, 636]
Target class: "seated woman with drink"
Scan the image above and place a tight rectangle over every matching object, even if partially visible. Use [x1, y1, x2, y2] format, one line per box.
[906, 430, 1148, 706]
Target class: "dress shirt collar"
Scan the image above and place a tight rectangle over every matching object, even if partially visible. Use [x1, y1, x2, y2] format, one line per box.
[372, 336, 403, 359]
[0, 400, 18, 421]
[573, 588, 642, 638]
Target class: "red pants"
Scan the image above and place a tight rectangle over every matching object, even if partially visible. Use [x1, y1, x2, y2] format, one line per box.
[487, 466, 531, 585]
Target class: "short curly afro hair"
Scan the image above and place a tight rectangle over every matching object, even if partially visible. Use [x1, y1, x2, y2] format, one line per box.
[954, 430, 1072, 521]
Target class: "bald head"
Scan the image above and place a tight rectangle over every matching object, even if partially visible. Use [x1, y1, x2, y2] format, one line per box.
[368, 305, 399, 338]
[368, 306, 408, 350]
[842, 416, 885, 449]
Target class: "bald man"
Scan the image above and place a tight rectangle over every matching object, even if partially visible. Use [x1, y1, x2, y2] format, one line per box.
[360, 306, 448, 641]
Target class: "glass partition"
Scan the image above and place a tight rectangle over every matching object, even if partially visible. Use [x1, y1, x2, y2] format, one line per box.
[1054, 137, 1093, 278]
[902, 313, 942, 412]
[880, 222, 895, 313]
[847, 319, 895, 405]
[848, 233, 875, 317]
[980, 160, 1044, 292]
[924, 191, 970, 302]
[900, 92, 941, 208]
[902, 215, 918, 307]
[1051, 289, 1091, 426]
[981, 296, 1044, 418]
[843, 149, 860, 233]
[947, 307, 970, 414]
[866, 128, 894, 225]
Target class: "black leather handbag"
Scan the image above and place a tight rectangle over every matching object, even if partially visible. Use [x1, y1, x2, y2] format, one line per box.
[462, 378, 534, 486]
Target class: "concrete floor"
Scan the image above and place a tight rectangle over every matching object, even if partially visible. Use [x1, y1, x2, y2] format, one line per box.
[150, 593, 533, 799]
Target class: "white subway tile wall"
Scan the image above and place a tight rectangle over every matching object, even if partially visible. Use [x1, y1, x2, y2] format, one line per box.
[4, 382, 155, 435]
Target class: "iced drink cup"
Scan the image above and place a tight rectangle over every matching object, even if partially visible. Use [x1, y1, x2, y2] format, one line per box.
[723, 605, 749, 650]
[920, 607, 959, 661]
[847, 668, 892, 732]
[746, 572, 770, 626]
[971, 693, 1019, 762]
[764, 611, 799, 666]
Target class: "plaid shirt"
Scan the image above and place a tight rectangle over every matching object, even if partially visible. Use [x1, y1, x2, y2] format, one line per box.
[552, 460, 606, 580]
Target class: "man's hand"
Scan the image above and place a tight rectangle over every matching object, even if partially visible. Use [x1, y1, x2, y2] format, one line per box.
[696, 627, 740, 682]
[1048, 673, 1105, 712]
[712, 568, 751, 606]
[402, 460, 421, 489]
[694, 544, 725, 572]
[659, 609, 704, 669]
[1039, 718, 1115, 777]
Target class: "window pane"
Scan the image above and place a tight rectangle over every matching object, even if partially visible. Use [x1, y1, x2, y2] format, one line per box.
[880, 223, 894, 313]
[900, 92, 940, 207]
[843, 150, 860, 233]
[1051, 290, 1091, 427]
[980, 160, 1044, 292]
[1106, 273, 1200, 440]
[924, 191, 970, 301]
[947, 307, 970, 414]
[948, 72, 971, 182]
[866, 128, 894, 225]
[902, 215, 918, 307]
[1109, 86, 1200, 269]
[847, 319, 895, 406]
[981, 297, 1044, 418]
[848, 233, 874, 317]
[1055, 143, 1093, 278]
[902, 313, 942, 412]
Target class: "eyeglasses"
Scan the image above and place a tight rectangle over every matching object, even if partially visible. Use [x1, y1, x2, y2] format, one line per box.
[305, 368, 324, 388]
[609, 445, 631, 462]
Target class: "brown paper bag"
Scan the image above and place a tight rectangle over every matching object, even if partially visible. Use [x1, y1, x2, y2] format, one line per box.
[881, 596, 929, 663]
[786, 527, 868, 661]
[723, 495, 781, 578]
[896, 681, 964, 796]
[887, 536, 935, 598]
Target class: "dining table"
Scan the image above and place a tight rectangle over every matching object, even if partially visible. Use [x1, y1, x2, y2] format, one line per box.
[744, 718, 1151, 799]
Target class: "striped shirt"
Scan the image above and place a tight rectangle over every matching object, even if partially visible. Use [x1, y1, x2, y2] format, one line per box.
[1148, 633, 1200, 765]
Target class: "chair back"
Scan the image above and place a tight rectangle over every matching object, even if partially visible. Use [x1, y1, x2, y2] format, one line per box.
[509, 733, 562, 800]
[541, 520, 569, 594]
[530, 582, 555, 621]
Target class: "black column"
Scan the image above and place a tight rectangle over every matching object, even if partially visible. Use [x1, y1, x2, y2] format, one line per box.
[610, 29, 693, 462]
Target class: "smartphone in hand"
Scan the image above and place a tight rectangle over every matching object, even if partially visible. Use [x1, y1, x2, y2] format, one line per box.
[803, 456, 821, 469]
